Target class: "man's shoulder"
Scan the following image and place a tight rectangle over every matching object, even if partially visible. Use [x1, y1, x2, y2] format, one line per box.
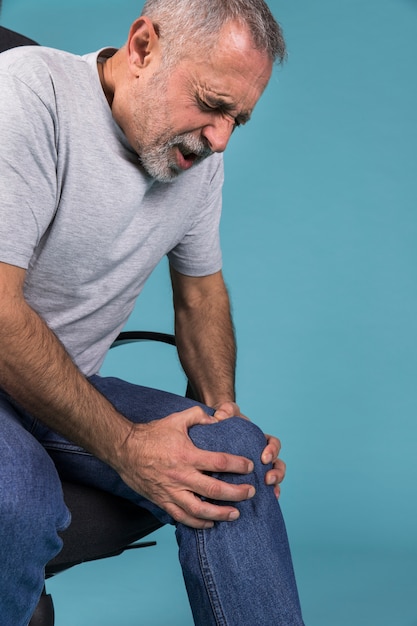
[0, 44, 96, 104]
[0, 44, 81, 72]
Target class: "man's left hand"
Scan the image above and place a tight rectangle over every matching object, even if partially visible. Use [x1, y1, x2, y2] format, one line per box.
[213, 402, 286, 498]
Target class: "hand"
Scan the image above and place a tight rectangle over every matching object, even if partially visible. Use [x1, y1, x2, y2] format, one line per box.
[213, 402, 286, 498]
[117, 406, 255, 529]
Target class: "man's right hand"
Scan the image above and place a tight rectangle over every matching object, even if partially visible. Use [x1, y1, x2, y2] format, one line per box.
[0, 263, 255, 529]
[115, 406, 256, 529]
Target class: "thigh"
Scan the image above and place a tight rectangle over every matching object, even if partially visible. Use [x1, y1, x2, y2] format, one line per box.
[0, 394, 70, 624]
[92, 374, 213, 420]
[38, 374, 212, 465]
[37, 376, 209, 524]
[0, 391, 70, 544]
[35, 376, 269, 525]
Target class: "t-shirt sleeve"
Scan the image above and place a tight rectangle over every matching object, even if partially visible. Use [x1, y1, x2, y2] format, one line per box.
[167, 154, 224, 277]
[0, 54, 58, 269]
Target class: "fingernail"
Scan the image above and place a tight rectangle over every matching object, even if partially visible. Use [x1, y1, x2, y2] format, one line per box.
[267, 475, 276, 486]
[248, 486, 256, 498]
[263, 453, 273, 464]
[247, 461, 254, 473]
[228, 510, 240, 521]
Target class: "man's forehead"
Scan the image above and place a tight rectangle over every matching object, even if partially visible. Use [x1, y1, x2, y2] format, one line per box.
[186, 20, 272, 77]
[193, 50, 271, 110]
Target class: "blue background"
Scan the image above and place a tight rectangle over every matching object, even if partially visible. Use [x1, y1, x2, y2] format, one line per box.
[2, 1, 416, 624]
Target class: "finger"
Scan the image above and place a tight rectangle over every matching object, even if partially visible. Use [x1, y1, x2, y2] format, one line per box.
[173, 405, 217, 429]
[165, 493, 243, 528]
[261, 434, 281, 465]
[265, 469, 282, 486]
[213, 401, 240, 420]
[165, 501, 216, 529]
[265, 458, 286, 482]
[265, 460, 286, 499]
[195, 448, 254, 475]
[263, 479, 282, 499]
[191, 472, 256, 503]
[274, 458, 286, 480]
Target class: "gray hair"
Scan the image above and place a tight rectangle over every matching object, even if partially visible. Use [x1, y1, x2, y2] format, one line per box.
[140, 0, 285, 66]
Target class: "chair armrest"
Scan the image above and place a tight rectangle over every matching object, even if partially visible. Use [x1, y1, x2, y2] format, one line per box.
[111, 330, 198, 401]
[111, 330, 176, 348]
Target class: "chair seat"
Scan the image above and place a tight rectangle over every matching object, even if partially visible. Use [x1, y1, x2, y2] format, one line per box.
[46, 481, 163, 576]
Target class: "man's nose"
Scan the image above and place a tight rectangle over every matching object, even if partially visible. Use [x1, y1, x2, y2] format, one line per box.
[202, 117, 234, 153]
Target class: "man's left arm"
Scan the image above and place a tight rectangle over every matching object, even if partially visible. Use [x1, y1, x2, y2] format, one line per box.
[170, 266, 285, 497]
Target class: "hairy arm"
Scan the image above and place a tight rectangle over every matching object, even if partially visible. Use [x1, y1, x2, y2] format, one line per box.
[170, 267, 236, 407]
[0, 263, 134, 463]
[0, 261, 255, 527]
[171, 267, 286, 496]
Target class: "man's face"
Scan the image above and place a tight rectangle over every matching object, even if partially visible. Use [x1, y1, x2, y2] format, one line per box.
[121, 22, 273, 182]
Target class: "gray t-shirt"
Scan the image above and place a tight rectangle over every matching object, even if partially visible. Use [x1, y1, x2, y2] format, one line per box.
[0, 46, 224, 375]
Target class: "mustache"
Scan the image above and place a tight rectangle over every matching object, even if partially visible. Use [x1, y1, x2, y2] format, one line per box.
[170, 133, 213, 159]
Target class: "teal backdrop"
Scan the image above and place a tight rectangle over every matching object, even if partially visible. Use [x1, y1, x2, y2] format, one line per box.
[2, 1, 416, 624]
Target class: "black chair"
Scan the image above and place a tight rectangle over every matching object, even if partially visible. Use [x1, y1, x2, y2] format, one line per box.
[0, 25, 38, 53]
[29, 331, 187, 626]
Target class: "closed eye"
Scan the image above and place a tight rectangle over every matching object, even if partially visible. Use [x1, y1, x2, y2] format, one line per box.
[196, 96, 247, 129]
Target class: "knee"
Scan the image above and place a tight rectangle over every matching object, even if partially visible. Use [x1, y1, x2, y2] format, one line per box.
[190, 416, 267, 467]
[188, 418, 273, 502]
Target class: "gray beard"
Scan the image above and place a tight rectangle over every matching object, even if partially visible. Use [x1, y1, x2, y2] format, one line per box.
[139, 132, 213, 183]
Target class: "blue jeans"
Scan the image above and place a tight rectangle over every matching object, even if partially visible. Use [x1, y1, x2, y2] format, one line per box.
[0, 376, 304, 626]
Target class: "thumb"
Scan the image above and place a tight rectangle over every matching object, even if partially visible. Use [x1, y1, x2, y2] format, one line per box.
[180, 405, 218, 429]
[213, 407, 231, 421]
[213, 401, 247, 421]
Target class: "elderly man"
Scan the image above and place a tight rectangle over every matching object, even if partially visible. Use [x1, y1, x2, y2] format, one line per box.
[0, 1, 305, 624]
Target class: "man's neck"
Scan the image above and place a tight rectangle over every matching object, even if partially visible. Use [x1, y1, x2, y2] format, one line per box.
[97, 49, 117, 107]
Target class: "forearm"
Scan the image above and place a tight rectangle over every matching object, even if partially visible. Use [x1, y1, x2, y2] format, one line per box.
[172, 269, 236, 407]
[0, 292, 131, 470]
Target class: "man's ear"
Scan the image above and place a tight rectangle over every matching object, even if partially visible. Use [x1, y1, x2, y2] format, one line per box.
[126, 16, 161, 73]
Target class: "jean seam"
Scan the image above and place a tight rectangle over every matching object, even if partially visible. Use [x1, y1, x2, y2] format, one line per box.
[28, 417, 40, 436]
[196, 528, 227, 626]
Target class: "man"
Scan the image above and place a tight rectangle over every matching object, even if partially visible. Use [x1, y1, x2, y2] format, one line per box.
[0, 1, 305, 624]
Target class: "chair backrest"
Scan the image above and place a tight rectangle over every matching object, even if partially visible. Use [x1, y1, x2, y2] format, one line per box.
[0, 25, 38, 53]
[47, 481, 162, 576]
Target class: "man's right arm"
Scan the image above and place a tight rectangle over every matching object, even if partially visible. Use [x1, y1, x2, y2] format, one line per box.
[0, 262, 133, 463]
[0, 261, 255, 528]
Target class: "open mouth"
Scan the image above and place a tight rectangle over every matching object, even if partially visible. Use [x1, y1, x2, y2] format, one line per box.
[179, 146, 198, 160]
[174, 138, 212, 171]
[176, 146, 199, 170]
